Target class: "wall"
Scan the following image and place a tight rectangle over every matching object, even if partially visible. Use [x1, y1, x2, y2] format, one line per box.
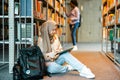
[65, 0, 102, 43]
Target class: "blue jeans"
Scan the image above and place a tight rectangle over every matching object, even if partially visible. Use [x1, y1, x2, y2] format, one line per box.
[47, 52, 84, 73]
[70, 22, 79, 46]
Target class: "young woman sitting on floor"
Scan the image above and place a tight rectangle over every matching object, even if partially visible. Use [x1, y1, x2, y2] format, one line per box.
[37, 20, 95, 79]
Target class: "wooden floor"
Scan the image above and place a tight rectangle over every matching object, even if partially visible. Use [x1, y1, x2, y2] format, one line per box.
[43, 51, 120, 80]
[0, 51, 120, 80]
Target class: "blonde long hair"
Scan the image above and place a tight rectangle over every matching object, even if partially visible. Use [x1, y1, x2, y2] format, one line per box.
[40, 20, 57, 53]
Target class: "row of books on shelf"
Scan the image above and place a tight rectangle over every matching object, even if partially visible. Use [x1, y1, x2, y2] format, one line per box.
[0, 0, 65, 24]
[109, 28, 120, 42]
[0, 22, 33, 41]
[102, 0, 120, 15]
[102, 5, 107, 15]
[48, 0, 54, 7]
[0, 22, 65, 40]
[51, 13, 65, 25]
[55, 0, 60, 12]
[48, 0, 65, 14]
[108, 0, 116, 8]
[0, 25, 8, 40]
[0, 19, 65, 41]
[34, 0, 43, 14]
[35, 7, 65, 25]
[116, 9, 120, 23]
[0, 0, 8, 15]
[103, 9, 120, 26]
[14, 0, 31, 16]
[60, 0, 65, 4]
[14, 0, 65, 24]
[102, 0, 120, 6]
[34, 0, 65, 16]
[103, 13, 115, 26]
[47, 0, 65, 7]
[0, 18, 8, 40]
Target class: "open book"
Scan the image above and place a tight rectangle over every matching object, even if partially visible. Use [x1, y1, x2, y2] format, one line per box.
[46, 47, 73, 61]
[57, 47, 73, 55]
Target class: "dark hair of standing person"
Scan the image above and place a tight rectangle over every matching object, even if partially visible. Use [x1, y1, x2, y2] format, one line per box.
[70, 0, 78, 7]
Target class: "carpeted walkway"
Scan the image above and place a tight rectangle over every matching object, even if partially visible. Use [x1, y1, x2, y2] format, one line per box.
[0, 51, 120, 80]
[43, 51, 120, 80]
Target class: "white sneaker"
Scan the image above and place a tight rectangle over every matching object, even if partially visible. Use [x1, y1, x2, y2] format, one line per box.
[79, 66, 95, 79]
[72, 45, 78, 51]
[66, 65, 74, 71]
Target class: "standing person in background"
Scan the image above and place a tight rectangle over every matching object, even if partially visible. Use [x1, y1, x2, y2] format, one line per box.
[64, 0, 80, 50]
[37, 20, 95, 79]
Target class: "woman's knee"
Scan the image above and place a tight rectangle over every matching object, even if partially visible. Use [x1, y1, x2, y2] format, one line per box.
[47, 62, 68, 73]
[47, 62, 56, 73]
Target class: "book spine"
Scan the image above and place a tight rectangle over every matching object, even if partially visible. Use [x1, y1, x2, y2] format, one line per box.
[20, 0, 31, 16]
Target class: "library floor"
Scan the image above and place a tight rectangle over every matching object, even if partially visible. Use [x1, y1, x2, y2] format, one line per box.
[0, 43, 120, 80]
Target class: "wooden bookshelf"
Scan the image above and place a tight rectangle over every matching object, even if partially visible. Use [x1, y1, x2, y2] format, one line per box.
[0, 0, 66, 73]
[102, 0, 120, 66]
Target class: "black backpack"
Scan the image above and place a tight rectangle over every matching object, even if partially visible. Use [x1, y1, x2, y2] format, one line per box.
[13, 46, 50, 80]
[78, 14, 81, 28]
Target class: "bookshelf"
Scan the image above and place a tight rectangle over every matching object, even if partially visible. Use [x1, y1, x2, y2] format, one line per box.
[102, 0, 120, 67]
[0, 0, 66, 73]
[0, 0, 9, 66]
